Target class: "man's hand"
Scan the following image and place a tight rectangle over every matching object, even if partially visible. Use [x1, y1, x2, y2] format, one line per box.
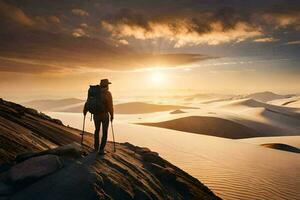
[83, 103, 88, 116]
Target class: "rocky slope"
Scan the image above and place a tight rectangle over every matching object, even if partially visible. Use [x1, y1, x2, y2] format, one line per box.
[0, 98, 220, 200]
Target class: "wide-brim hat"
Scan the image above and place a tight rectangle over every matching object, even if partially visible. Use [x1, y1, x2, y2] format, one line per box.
[100, 79, 111, 86]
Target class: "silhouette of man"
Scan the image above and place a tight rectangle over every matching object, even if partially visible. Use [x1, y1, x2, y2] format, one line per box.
[83, 79, 114, 154]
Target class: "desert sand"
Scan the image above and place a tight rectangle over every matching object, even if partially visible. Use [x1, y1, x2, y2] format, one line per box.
[8, 91, 300, 200]
[0, 98, 219, 200]
[48, 106, 300, 200]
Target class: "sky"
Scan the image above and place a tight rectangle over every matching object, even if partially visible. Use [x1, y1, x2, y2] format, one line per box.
[0, 0, 300, 102]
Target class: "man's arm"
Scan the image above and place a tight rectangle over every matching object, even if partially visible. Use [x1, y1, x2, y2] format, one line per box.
[107, 91, 114, 121]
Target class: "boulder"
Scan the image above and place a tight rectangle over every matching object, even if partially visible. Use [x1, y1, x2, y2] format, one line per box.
[15, 143, 82, 163]
[45, 143, 82, 159]
[15, 152, 37, 163]
[8, 155, 63, 185]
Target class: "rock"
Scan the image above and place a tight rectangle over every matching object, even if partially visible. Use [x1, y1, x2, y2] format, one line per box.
[141, 152, 165, 167]
[0, 163, 12, 175]
[133, 186, 152, 200]
[0, 182, 13, 196]
[15, 143, 82, 163]
[15, 152, 37, 163]
[45, 143, 82, 159]
[135, 147, 151, 154]
[147, 163, 177, 181]
[25, 108, 39, 116]
[8, 155, 63, 185]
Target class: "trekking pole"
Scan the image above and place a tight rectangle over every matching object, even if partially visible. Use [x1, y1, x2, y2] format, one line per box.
[81, 115, 86, 148]
[111, 120, 116, 152]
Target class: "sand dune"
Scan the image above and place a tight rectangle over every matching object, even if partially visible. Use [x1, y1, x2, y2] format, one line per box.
[24, 98, 84, 112]
[218, 98, 300, 118]
[25, 99, 198, 114]
[261, 143, 300, 153]
[284, 99, 300, 108]
[170, 109, 186, 114]
[239, 136, 300, 148]
[268, 95, 300, 108]
[183, 93, 235, 103]
[138, 116, 260, 139]
[60, 102, 197, 114]
[211, 98, 300, 135]
[114, 102, 198, 114]
[244, 91, 292, 102]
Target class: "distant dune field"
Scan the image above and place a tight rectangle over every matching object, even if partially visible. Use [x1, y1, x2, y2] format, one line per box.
[138, 116, 261, 139]
[24, 99, 198, 114]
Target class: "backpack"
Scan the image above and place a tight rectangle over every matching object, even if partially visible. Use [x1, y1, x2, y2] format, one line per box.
[85, 85, 105, 114]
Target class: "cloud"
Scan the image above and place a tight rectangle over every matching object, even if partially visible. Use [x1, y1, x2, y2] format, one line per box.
[254, 37, 279, 43]
[0, 27, 208, 73]
[48, 16, 60, 24]
[101, 8, 262, 47]
[0, 0, 34, 26]
[0, 57, 59, 73]
[71, 9, 89, 17]
[119, 39, 129, 45]
[72, 28, 87, 37]
[0, 0, 300, 74]
[80, 23, 88, 28]
[285, 40, 300, 45]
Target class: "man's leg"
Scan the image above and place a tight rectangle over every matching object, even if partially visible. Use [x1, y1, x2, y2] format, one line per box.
[99, 114, 109, 152]
[93, 114, 101, 151]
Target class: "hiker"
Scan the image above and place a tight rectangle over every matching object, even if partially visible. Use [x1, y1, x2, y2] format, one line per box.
[83, 79, 114, 154]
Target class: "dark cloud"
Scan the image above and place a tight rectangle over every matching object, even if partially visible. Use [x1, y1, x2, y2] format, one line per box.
[0, 57, 59, 73]
[0, 0, 34, 26]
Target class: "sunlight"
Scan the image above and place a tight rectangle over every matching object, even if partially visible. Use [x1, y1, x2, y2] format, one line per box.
[151, 70, 165, 84]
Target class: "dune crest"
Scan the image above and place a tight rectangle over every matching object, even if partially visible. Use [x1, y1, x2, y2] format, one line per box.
[138, 116, 260, 139]
[261, 143, 300, 154]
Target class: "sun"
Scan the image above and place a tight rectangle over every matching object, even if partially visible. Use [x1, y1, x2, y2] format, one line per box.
[151, 70, 165, 84]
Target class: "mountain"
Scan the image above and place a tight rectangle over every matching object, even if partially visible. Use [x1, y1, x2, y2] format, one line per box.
[0, 98, 219, 199]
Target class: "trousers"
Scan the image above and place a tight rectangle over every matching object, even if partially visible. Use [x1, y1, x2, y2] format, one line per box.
[93, 113, 109, 151]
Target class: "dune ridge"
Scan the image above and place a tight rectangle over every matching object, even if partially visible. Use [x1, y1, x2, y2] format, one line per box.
[138, 116, 261, 139]
[25, 99, 198, 114]
[261, 143, 300, 153]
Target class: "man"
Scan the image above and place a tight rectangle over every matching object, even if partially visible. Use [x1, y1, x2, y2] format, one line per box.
[83, 79, 114, 154]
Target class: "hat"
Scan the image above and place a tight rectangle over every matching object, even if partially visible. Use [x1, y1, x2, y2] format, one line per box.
[100, 79, 111, 87]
